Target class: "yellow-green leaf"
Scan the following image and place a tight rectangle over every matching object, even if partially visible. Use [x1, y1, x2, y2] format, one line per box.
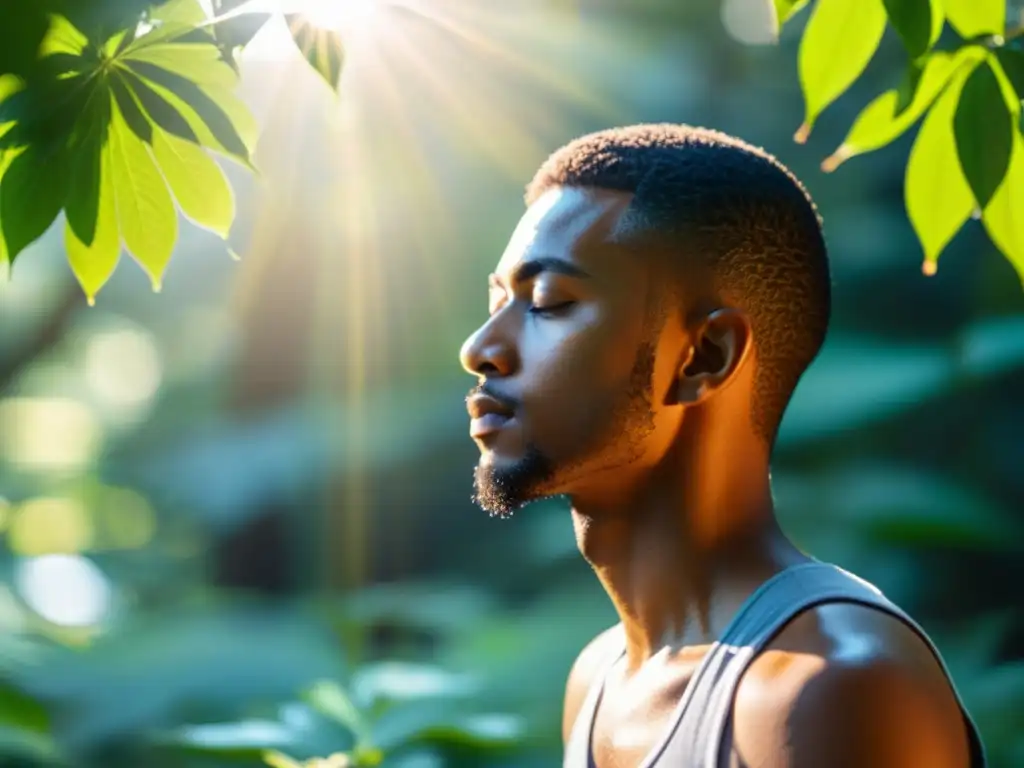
[66, 137, 120, 305]
[122, 43, 238, 90]
[774, 0, 810, 26]
[152, 127, 234, 237]
[39, 14, 88, 57]
[954, 58, 1014, 210]
[905, 61, 978, 273]
[262, 751, 304, 768]
[0, 146, 19, 264]
[108, 106, 177, 290]
[128, 61, 255, 167]
[944, 0, 1005, 39]
[796, 0, 888, 142]
[0, 75, 22, 105]
[982, 132, 1024, 286]
[824, 48, 984, 170]
[150, 0, 208, 26]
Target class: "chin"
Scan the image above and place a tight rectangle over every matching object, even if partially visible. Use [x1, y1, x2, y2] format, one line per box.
[472, 444, 556, 519]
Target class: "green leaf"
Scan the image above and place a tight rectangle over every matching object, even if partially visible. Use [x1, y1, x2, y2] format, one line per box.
[0, 680, 50, 734]
[263, 751, 304, 768]
[152, 127, 234, 237]
[39, 13, 89, 57]
[995, 48, 1024, 99]
[150, 0, 208, 26]
[118, 67, 199, 143]
[0, 144, 68, 263]
[108, 103, 177, 290]
[304, 680, 369, 743]
[66, 109, 121, 305]
[286, 15, 346, 93]
[882, 0, 943, 59]
[795, 0, 888, 142]
[982, 131, 1024, 286]
[65, 88, 112, 246]
[122, 42, 239, 90]
[905, 60, 978, 273]
[774, 0, 810, 25]
[944, 0, 1005, 39]
[823, 48, 981, 170]
[954, 58, 1015, 210]
[0, 74, 22, 107]
[125, 60, 254, 166]
[111, 72, 154, 144]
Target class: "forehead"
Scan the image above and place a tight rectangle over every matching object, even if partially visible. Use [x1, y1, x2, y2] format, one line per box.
[493, 186, 636, 280]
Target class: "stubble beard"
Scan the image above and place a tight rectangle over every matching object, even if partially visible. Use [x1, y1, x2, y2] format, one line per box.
[471, 342, 657, 519]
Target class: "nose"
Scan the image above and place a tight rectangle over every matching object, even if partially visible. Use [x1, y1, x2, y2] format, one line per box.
[459, 314, 518, 378]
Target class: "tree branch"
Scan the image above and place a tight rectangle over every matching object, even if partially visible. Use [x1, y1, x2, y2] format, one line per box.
[0, 284, 85, 395]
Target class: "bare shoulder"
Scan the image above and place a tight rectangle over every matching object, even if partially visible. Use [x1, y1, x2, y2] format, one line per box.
[731, 602, 972, 768]
[562, 624, 622, 745]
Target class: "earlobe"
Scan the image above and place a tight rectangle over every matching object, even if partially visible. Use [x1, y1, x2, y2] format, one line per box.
[674, 308, 750, 405]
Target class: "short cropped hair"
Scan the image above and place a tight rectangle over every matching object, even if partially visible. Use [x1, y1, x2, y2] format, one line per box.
[526, 123, 831, 443]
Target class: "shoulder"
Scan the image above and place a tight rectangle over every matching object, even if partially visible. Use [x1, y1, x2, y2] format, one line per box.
[731, 601, 972, 768]
[562, 623, 622, 745]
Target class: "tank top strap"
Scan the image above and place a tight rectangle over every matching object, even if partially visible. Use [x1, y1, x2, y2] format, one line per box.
[563, 625, 626, 768]
[656, 561, 986, 767]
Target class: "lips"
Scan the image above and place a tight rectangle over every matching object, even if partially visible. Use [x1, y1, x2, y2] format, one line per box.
[466, 393, 516, 439]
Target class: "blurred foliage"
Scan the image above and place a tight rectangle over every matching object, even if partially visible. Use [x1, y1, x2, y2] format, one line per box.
[0, 1, 1023, 768]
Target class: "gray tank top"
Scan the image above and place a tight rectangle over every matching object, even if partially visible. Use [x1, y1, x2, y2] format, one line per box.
[564, 561, 986, 768]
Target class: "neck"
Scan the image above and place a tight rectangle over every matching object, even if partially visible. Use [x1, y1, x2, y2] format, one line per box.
[569, 418, 806, 671]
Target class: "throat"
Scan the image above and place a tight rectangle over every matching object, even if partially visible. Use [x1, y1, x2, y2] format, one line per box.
[570, 487, 803, 670]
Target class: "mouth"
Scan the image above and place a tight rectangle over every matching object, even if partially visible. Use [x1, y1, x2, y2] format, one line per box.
[466, 393, 516, 439]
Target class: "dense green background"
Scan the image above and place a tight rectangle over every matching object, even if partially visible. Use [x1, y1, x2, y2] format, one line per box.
[1, 1, 1023, 766]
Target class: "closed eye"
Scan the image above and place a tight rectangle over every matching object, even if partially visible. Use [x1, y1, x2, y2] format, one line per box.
[528, 301, 576, 317]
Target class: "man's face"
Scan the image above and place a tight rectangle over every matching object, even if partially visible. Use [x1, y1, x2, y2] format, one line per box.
[460, 186, 683, 517]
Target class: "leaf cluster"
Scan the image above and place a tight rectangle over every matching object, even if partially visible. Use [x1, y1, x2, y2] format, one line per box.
[777, 0, 1024, 281]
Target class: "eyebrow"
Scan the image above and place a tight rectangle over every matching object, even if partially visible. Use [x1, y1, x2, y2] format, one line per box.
[489, 256, 591, 287]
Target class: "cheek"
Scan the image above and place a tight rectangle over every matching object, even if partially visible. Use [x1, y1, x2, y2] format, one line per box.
[522, 311, 645, 422]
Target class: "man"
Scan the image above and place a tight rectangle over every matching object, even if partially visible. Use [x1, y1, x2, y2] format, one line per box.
[459, 125, 984, 768]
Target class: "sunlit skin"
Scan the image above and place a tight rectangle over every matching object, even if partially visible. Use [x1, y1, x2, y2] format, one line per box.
[459, 186, 972, 767]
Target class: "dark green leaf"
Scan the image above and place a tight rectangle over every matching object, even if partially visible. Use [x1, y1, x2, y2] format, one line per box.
[0, 144, 68, 263]
[883, 0, 943, 59]
[0, 2, 49, 78]
[211, 0, 272, 50]
[286, 15, 345, 93]
[125, 60, 250, 162]
[995, 48, 1024, 100]
[111, 72, 154, 144]
[894, 57, 926, 115]
[954, 59, 1014, 210]
[981, 133, 1024, 285]
[65, 90, 111, 246]
[120, 68, 199, 143]
[0, 680, 50, 734]
[0, 70, 94, 151]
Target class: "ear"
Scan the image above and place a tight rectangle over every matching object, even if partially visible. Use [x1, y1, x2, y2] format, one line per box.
[674, 308, 751, 405]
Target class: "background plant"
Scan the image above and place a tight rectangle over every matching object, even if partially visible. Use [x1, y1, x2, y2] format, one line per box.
[1, 1, 1022, 767]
